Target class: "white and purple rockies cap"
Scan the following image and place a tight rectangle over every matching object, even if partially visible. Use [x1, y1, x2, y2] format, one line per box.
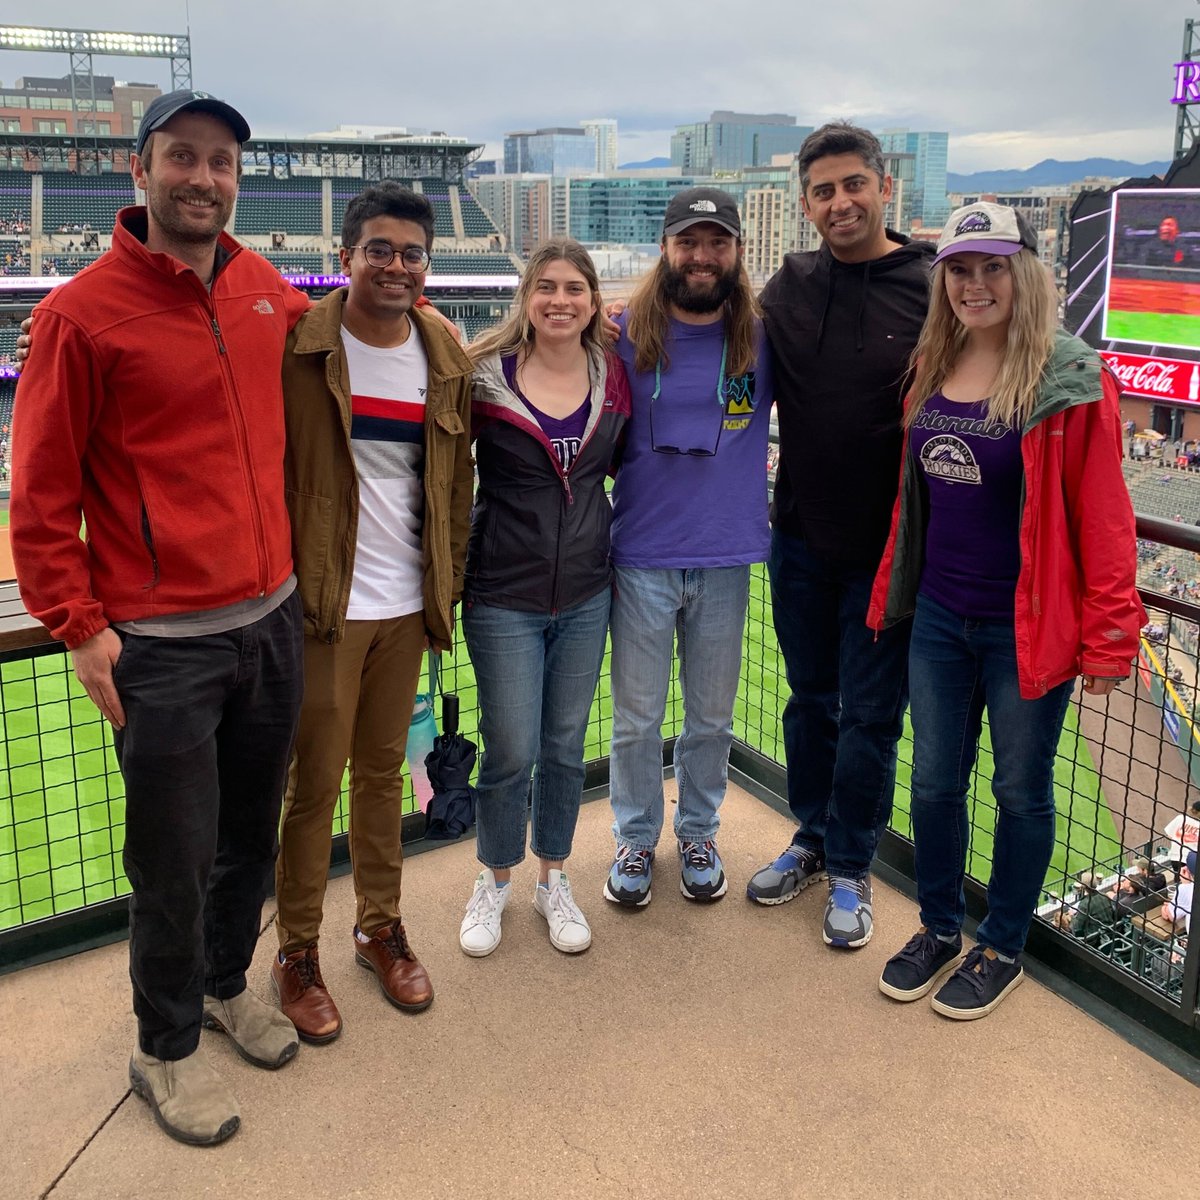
[932, 201, 1038, 265]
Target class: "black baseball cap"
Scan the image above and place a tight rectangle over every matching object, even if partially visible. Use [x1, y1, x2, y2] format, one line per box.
[662, 187, 741, 239]
[135, 89, 252, 158]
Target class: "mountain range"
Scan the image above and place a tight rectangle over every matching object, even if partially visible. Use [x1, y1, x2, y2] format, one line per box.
[617, 156, 1172, 190]
[946, 158, 1171, 192]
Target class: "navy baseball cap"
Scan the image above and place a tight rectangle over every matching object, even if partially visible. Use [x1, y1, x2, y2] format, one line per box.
[135, 90, 251, 158]
[1187, 849, 1197, 875]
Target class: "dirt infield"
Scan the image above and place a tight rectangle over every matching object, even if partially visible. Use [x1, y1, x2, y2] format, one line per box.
[1109, 275, 1200, 317]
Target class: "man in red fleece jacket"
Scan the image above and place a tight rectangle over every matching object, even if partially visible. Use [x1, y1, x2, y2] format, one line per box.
[11, 90, 311, 1148]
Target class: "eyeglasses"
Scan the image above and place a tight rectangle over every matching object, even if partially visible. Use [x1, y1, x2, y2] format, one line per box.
[649, 335, 728, 456]
[349, 241, 431, 271]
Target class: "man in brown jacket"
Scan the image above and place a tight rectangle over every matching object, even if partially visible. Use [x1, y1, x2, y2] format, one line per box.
[271, 182, 473, 1041]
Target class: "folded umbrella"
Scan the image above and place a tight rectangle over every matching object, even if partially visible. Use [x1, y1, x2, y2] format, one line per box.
[423, 692, 478, 840]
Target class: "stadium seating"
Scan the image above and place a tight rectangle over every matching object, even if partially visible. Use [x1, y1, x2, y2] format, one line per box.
[1124, 461, 1200, 525]
[233, 177, 321, 236]
[430, 252, 519, 275]
[0, 253, 30, 276]
[416, 180, 457, 238]
[41, 173, 135, 233]
[263, 252, 325, 273]
[0, 383, 14, 431]
[0, 170, 34, 233]
[455, 186, 495, 237]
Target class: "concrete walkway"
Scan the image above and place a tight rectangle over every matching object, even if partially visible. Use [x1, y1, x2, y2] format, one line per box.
[3, 784, 1195, 1200]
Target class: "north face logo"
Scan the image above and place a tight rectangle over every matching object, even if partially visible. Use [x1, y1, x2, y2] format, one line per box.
[689, 199, 717, 213]
[252, 298, 275, 315]
[955, 211, 992, 235]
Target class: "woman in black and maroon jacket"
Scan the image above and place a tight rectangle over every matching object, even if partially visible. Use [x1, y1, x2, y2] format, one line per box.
[457, 238, 629, 960]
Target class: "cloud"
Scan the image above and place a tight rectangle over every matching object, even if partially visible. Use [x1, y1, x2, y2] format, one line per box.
[10, 0, 1190, 171]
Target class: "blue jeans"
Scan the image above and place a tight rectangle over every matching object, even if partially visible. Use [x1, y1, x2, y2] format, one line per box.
[908, 594, 1074, 959]
[609, 565, 750, 850]
[462, 588, 610, 869]
[769, 529, 910, 880]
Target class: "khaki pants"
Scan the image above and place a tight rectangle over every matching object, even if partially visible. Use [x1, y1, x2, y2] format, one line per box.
[275, 612, 426, 952]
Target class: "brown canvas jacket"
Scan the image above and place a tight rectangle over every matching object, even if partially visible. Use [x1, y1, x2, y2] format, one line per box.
[282, 289, 473, 648]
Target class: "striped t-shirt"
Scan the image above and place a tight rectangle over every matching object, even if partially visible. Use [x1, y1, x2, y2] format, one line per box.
[341, 324, 428, 619]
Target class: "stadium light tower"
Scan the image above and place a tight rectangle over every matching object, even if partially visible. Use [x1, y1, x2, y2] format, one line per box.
[0, 25, 192, 116]
[1174, 18, 1200, 160]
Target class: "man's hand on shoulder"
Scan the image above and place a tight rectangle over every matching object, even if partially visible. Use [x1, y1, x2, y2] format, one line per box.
[70, 627, 127, 729]
[602, 300, 625, 345]
[15, 313, 33, 371]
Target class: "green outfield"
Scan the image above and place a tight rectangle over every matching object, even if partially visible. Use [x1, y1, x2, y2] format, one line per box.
[0, 564, 1122, 932]
[1106, 309, 1200, 352]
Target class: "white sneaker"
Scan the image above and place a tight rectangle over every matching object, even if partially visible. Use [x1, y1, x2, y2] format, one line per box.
[533, 870, 592, 954]
[459, 869, 509, 958]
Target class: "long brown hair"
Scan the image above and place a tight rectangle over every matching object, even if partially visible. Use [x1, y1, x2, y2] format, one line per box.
[905, 250, 1057, 429]
[625, 253, 761, 378]
[469, 238, 606, 363]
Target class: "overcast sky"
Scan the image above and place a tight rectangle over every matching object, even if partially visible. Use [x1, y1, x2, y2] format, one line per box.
[5, 0, 1192, 173]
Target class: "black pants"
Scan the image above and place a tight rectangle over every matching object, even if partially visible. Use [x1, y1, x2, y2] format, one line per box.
[113, 592, 303, 1060]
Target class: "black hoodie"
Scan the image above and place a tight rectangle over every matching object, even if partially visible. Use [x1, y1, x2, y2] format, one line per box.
[760, 232, 934, 566]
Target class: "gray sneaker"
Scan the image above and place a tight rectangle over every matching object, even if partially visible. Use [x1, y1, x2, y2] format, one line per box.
[129, 1047, 240, 1146]
[202, 988, 299, 1070]
[746, 844, 826, 905]
[822, 875, 873, 948]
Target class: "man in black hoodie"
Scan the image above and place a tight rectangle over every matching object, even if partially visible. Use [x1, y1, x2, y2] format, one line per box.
[751, 123, 934, 950]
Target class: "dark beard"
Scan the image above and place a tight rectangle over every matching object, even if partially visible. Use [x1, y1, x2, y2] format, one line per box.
[662, 261, 740, 314]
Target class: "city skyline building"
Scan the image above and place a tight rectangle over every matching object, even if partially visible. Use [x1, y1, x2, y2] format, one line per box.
[670, 111, 812, 175]
[879, 128, 950, 225]
[503, 126, 595, 176]
[581, 118, 618, 173]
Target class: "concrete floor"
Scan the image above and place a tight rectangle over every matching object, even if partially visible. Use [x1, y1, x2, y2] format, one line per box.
[3, 783, 1196, 1200]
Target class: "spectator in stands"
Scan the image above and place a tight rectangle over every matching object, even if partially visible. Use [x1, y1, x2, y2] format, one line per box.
[602, 188, 771, 909]
[272, 184, 473, 1041]
[1112, 857, 1168, 905]
[10, 91, 312, 1147]
[870, 202, 1145, 1019]
[1070, 872, 1116, 939]
[456, 239, 629, 957]
[1162, 850, 1195, 933]
[749, 123, 932, 949]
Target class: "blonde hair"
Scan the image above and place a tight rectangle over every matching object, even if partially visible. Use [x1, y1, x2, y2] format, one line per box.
[625, 252, 761, 379]
[469, 238, 605, 363]
[904, 250, 1056, 430]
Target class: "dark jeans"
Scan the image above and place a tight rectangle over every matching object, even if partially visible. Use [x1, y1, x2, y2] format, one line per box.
[113, 591, 303, 1060]
[908, 594, 1073, 959]
[768, 528, 910, 879]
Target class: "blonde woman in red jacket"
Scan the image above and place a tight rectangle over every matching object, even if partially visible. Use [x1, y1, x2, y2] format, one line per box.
[867, 203, 1145, 1020]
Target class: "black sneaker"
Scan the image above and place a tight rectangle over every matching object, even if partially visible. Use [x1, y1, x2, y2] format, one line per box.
[930, 945, 1024, 1020]
[879, 928, 965, 1002]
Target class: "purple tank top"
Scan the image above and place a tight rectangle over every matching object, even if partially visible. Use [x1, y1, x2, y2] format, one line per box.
[502, 354, 590, 471]
[908, 394, 1023, 620]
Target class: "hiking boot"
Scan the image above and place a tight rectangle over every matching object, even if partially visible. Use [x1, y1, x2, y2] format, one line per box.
[128, 1047, 240, 1146]
[604, 845, 654, 907]
[746, 844, 826, 905]
[679, 840, 728, 902]
[271, 945, 342, 1044]
[879, 928, 965, 1001]
[533, 870, 592, 953]
[202, 988, 298, 1070]
[822, 875, 873, 948]
[459, 869, 510, 958]
[931, 946, 1024, 1020]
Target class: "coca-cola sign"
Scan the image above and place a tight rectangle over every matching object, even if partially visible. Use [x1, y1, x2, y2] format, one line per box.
[1100, 351, 1200, 405]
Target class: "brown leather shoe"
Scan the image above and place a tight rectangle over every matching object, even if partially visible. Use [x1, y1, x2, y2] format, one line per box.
[354, 920, 434, 1012]
[271, 945, 342, 1044]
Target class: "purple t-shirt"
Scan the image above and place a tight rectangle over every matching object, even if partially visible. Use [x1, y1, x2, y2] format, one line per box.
[909, 394, 1023, 620]
[502, 354, 590, 471]
[611, 313, 772, 567]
